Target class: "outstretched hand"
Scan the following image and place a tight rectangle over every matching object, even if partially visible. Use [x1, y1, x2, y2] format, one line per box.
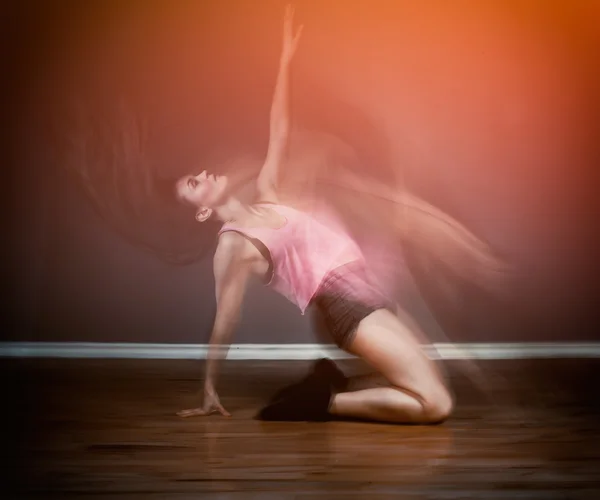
[177, 385, 231, 418]
[281, 4, 303, 62]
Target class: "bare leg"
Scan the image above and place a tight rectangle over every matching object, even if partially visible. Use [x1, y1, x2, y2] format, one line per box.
[329, 308, 453, 424]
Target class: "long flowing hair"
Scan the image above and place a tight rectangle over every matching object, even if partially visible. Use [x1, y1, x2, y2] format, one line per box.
[60, 97, 228, 265]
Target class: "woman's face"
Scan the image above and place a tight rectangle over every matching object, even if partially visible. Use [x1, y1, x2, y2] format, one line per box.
[176, 170, 228, 209]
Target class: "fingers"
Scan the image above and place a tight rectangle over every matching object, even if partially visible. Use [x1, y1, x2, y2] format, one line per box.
[177, 405, 231, 418]
[216, 403, 232, 417]
[283, 4, 303, 54]
[177, 407, 208, 418]
[284, 4, 298, 33]
[285, 4, 295, 21]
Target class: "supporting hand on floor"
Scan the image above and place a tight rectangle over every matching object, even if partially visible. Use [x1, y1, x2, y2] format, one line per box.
[177, 384, 231, 418]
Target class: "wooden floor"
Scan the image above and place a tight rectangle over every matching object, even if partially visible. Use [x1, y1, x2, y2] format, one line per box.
[2, 357, 600, 499]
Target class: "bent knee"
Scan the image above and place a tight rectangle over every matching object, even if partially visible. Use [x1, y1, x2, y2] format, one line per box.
[421, 388, 454, 424]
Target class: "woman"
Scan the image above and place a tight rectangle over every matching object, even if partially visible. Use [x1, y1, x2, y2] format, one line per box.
[174, 5, 457, 424]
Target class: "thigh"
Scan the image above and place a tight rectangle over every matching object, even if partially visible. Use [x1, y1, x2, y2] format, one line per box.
[345, 308, 448, 401]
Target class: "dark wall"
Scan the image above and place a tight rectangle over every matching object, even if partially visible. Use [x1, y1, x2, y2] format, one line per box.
[5, 0, 599, 344]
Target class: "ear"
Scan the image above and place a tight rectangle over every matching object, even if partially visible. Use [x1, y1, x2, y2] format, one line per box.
[195, 207, 212, 222]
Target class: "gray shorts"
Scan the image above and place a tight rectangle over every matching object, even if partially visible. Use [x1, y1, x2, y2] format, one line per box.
[312, 262, 393, 350]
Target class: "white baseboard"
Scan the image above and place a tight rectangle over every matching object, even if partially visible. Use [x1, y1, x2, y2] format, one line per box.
[1, 342, 599, 360]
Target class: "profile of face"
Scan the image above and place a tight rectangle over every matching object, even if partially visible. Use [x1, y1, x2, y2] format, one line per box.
[175, 170, 228, 222]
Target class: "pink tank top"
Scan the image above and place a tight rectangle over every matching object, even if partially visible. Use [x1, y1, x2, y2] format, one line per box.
[219, 203, 364, 314]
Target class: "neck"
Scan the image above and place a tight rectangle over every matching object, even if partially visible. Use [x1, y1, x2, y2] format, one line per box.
[213, 196, 252, 223]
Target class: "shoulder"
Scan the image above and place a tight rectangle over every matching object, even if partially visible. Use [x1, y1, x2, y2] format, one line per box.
[214, 230, 254, 267]
[212, 232, 249, 282]
[215, 230, 245, 257]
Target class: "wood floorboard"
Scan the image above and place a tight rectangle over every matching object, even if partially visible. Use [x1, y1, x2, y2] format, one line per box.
[2, 358, 599, 499]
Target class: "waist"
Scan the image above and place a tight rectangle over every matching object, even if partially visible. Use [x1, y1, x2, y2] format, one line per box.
[317, 260, 368, 292]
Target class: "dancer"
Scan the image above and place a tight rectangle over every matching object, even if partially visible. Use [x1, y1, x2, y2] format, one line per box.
[172, 5, 466, 424]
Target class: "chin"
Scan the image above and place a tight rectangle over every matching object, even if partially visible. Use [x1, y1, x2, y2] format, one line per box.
[217, 176, 229, 189]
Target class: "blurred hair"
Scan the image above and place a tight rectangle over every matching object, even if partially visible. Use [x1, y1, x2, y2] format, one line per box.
[61, 97, 222, 265]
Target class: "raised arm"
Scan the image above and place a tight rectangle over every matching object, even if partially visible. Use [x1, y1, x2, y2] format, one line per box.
[178, 232, 251, 418]
[256, 5, 303, 201]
